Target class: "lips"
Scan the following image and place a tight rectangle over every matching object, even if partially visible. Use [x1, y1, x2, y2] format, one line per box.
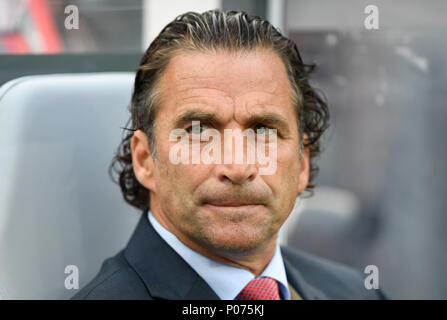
[203, 202, 264, 216]
[204, 202, 260, 207]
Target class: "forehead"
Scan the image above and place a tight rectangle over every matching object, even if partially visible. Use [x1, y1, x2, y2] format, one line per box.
[158, 48, 293, 108]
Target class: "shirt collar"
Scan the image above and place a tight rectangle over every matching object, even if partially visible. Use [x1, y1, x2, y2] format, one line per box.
[148, 211, 291, 300]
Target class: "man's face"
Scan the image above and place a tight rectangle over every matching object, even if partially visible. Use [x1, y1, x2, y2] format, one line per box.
[133, 48, 309, 258]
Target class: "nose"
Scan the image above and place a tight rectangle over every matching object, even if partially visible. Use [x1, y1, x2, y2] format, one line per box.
[214, 125, 259, 184]
[216, 163, 257, 185]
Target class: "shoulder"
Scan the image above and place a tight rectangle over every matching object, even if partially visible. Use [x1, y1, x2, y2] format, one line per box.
[281, 246, 388, 300]
[71, 251, 151, 300]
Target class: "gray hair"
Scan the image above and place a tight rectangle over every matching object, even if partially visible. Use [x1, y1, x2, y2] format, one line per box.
[110, 9, 330, 210]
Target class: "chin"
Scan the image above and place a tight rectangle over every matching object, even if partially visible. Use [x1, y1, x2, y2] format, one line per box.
[190, 206, 280, 254]
[199, 224, 274, 254]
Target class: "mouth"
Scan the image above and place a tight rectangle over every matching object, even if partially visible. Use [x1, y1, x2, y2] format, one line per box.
[203, 202, 264, 213]
[204, 201, 261, 207]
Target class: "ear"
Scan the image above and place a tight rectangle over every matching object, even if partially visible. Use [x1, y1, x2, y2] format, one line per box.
[131, 130, 156, 192]
[297, 133, 310, 196]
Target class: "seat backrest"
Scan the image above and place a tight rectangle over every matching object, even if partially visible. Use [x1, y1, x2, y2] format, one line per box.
[0, 73, 140, 299]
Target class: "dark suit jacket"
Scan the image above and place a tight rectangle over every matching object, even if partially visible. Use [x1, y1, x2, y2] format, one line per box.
[72, 212, 387, 300]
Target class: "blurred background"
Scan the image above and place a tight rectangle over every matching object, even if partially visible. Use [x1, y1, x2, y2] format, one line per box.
[1, 0, 446, 299]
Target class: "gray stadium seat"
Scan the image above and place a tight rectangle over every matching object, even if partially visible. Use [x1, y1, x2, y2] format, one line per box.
[0, 73, 140, 299]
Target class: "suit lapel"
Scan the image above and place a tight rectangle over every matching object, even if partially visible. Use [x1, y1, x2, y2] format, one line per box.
[282, 252, 329, 300]
[124, 212, 220, 300]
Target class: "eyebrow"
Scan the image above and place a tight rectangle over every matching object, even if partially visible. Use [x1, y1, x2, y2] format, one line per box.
[247, 113, 291, 135]
[173, 110, 222, 129]
[172, 109, 291, 135]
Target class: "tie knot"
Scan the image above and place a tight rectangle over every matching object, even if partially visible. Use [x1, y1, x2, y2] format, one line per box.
[236, 277, 281, 300]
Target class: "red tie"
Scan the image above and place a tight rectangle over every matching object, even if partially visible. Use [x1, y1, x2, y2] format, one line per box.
[236, 277, 281, 300]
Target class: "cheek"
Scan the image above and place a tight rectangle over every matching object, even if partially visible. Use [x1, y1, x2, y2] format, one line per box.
[264, 143, 301, 206]
[155, 146, 211, 201]
[277, 142, 301, 178]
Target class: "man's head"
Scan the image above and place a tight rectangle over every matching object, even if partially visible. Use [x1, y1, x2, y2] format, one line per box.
[111, 10, 329, 261]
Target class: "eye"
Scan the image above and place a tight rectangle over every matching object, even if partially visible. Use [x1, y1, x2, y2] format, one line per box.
[254, 123, 275, 135]
[185, 122, 210, 134]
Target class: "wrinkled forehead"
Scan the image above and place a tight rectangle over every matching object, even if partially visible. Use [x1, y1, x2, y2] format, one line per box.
[158, 48, 293, 103]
